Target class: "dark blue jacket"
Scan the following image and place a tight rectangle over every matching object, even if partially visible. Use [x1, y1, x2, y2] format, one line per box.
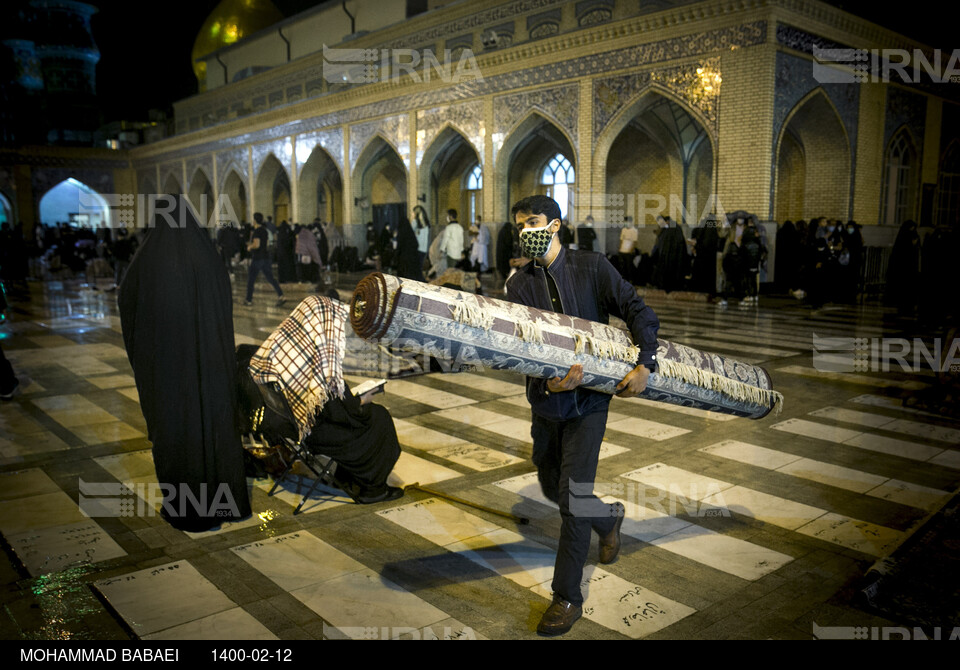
[505, 246, 660, 421]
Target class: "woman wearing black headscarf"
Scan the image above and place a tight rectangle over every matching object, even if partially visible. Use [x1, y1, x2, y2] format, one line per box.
[118, 196, 251, 532]
[885, 219, 921, 312]
[395, 216, 422, 281]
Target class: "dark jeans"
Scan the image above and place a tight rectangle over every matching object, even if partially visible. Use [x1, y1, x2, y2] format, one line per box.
[246, 258, 283, 301]
[531, 409, 619, 606]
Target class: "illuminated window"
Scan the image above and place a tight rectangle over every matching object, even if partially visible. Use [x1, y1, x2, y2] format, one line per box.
[881, 128, 918, 226]
[541, 153, 575, 219]
[466, 164, 482, 223]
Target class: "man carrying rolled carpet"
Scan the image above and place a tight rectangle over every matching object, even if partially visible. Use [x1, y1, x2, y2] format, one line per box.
[506, 195, 660, 636]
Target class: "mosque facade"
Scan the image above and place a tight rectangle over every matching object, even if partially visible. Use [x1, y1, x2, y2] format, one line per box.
[2, 0, 958, 259]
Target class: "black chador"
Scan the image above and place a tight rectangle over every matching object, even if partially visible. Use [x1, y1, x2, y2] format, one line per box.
[118, 196, 251, 531]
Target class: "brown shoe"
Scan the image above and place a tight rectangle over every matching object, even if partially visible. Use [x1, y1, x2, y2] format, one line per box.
[598, 502, 625, 564]
[537, 597, 582, 636]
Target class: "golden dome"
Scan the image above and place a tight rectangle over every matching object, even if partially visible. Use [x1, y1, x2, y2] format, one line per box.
[192, 0, 284, 90]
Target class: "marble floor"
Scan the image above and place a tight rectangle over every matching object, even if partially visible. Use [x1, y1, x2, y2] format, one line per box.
[1, 272, 957, 640]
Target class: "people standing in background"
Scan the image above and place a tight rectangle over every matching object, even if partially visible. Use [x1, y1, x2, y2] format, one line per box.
[244, 212, 286, 307]
[469, 216, 490, 272]
[577, 214, 597, 252]
[651, 215, 689, 293]
[440, 209, 464, 270]
[690, 215, 722, 299]
[412, 206, 430, 279]
[276, 221, 298, 284]
[885, 219, 921, 314]
[618, 216, 638, 282]
[496, 219, 520, 287]
[396, 216, 422, 281]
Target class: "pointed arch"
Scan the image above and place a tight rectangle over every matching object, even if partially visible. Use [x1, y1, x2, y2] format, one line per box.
[596, 86, 716, 227]
[221, 169, 248, 225]
[417, 120, 482, 167]
[496, 111, 577, 222]
[352, 136, 407, 244]
[254, 154, 291, 224]
[38, 178, 111, 228]
[298, 144, 343, 226]
[773, 88, 851, 222]
[419, 126, 481, 227]
[161, 172, 182, 196]
[880, 125, 919, 226]
[187, 167, 214, 225]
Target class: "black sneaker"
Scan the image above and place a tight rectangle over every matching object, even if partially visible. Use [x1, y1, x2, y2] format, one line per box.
[276, 297, 287, 307]
[242, 300, 253, 306]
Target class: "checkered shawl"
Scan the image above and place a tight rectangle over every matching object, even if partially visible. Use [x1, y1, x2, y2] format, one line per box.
[249, 296, 347, 442]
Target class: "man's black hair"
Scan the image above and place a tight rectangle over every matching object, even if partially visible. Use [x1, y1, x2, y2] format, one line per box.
[511, 195, 561, 224]
[447, 209, 458, 220]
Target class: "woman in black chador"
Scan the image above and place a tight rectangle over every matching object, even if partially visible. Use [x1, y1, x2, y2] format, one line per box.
[118, 196, 251, 532]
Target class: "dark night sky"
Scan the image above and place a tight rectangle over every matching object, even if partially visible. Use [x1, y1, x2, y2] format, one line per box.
[73, 0, 959, 123]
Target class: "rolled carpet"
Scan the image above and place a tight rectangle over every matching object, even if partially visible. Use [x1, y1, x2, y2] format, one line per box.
[351, 273, 783, 419]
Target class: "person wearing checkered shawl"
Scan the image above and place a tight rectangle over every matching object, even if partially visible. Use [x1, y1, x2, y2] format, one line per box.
[247, 296, 403, 504]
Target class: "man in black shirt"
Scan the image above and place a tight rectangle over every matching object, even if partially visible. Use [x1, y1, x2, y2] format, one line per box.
[506, 195, 659, 636]
[244, 212, 286, 307]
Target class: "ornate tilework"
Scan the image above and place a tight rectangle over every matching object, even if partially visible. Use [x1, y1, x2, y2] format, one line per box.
[593, 58, 722, 141]
[251, 139, 293, 182]
[776, 23, 848, 55]
[349, 115, 410, 169]
[494, 84, 579, 161]
[31, 168, 113, 201]
[158, 163, 182, 192]
[140, 22, 766, 175]
[382, 0, 566, 50]
[772, 51, 860, 220]
[216, 148, 248, 190]
[577, 0, 614, 27]
[885, 87, 927, 156]
[295, 128, 344, 174]
[416, 101, 484, 167]
[185, 155, 213, 190]
[773, 52, 859, 152]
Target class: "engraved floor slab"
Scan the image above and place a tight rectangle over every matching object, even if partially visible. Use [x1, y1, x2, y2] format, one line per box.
[31, 394, 118, 427]
[385, 380, 477, 409]
[0, 468, 62, 500]
[808, 407, 897, 429]
[290, 568, 449, 637]
[393, 419, 469, 451]
[5, 520, 127, 576]
[606, 417, 690, 441]
[94, 561, 237, 637]
[0, 491, 89, 535]
[377, 498, 501, 547]
[431, 406, 511, 428]
[796, 514, 906, 557]
[700, 440, 803, 470]
[775, 365, 928, 390]
[430, 443, 525, 471]
[620, 463, 734, 497]
[436, 372, 525, 396]
[704, 485, 826, 531]
[387, 451, 461, 488]
[648, 523, 794, 581]
[614, 395, 738, 421]
[142, 607, 278, 641]
[231, 531, 366, 591]
[446, 528, 557, 588]
[531, 565, 697, 639]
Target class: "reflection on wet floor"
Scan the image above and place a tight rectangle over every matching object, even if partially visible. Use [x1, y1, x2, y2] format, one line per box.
[1, 275, 958, 640]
